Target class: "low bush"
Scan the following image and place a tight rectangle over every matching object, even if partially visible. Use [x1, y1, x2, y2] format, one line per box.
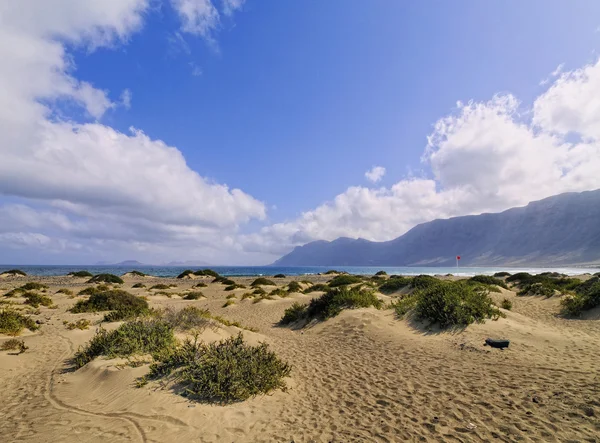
[222, 300, 235, 308]
[414, 281, 503, 328]
[56, 288, 73, 295]
[468, 275, 508, 289]
[286, 281, 302, 293]
[193, 282, 207, 288]
[250, 278, 276, 287]
[146, 333, 290, 404]
[378, 277, 412, 294]
[279, 302, 308, 325]
[177, 270, 195, 279]
[127, 270, 147, 277]
[4, 288, 25, 297]
[269, 288, 287, 297]
[561, 280, 600, 316]
[303, 287, 382, 321]
[78, 286, 99, 296]
[23, 292, 53, 308]
[225, 284, 246, 291]
[213, 277, 235, 285]
[252, 294, 275, 303]
[68, 271, 93, 278]
[1, 338, 27, 353]
[66, 319, 91, 330]
[132, 283, 146, 288]
[241, 292, 254, 300]
[323, 270, 341, 275]
[375, 271, 387, 276]
[88, 274, 124, 284]
[70, 290, 150, 322]
[150, 284, 170, 290]
[252, 287, 267, 295]
[410, 275, 440, 290]
[1, 269, 27, 276]
[226, 294, 237, 299]
[0, 309, 38, 335]
[303, 283, 328, 293]
[73, 319, 176, 368]
[161, 306, 211, 332]
[493, 271, 511, 277]
[501, 298, 513, 310]
[273, 274, 286, 278]
[327, 275, 362, 287]
[20, 282, 49, 291]
[518, 282, 555, 297]
[196, 269, 220, 278]
[183, 291, 204, 300]
[392, 295, 418, 318]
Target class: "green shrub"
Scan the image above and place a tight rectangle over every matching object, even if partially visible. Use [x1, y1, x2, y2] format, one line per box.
[78, 286, 99, 296]
[222, 300, 235, 308]
[287, 281, 302, 293]
[518, 282, 555, 297]
[127, 270, 147, 277]
[73, 319, 176, 368]
[196, 269, 220, 278]
[0, 309, 39, 335]
[183, 291, 204, 300]
[414, 281, 503, 328]
[379, 277, 412, 294]
[177, 270, 195, 279]
[273, 274, 286, 278]
[23, 292, 53, 308]
[410, 275, 440, 290]
[323, 270, 341, 275]
[375, 271, 387, 276]
[146, 333, 290, 404]
[493, 271, 511, 277]
[327, 275, 362, 287]
[468, 275, 508, 289]
[303, 283, 328, 293]
[501, 298, 512, 310]
[279, 302, 308, 325]
[1, 338, 27, 352]
[252, 287, 267, 295]
[213, 277, 235, 285]
[506, 272, 534, 284]
[161, 306, 211, 332]
[20, 282, 49, 291]
[192, 282, 207, 288]
[561, 281, 600, 316]
[252, 294, 275, 303]
[250, 278, 276, 287]
[392, 295, 418, 318]
[66, 319, 91, 330]
[225, 284, 246, 291]
[70, 289, 150, 322]
[56, 288, 73, 295]
[4, 288, 25, 297]
[241, 292, 254, 300]
[132, 283, 146, 288]
[303, 287, 382, 321]
[150, 284, 170, 290]
[226, 294, 237, 300]
[87, 274, 124, 284]
[68, 270, 93, 278]
[269, 288, 287, 297]
[1, 269, 27, 276]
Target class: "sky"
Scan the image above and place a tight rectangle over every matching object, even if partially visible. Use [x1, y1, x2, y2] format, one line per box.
[2, 1, 600, 265]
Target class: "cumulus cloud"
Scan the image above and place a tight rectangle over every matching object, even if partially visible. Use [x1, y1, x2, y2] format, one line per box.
[244, 61, 600, 258]
[0, 0, 267, 264]
[221, 0, 246, 16]
[365, 166, 386, 183]
[170, 0, 220, 38]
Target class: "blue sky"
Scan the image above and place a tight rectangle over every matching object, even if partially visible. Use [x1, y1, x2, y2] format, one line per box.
[2, 1, 600, 264]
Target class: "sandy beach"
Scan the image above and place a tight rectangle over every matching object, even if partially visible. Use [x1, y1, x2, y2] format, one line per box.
[1, 273, 599, 442]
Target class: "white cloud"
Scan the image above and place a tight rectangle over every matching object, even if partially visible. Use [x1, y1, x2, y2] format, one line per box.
[222, 0, 246, 16]
[365, 166, 386, 183]
[0, 0, 267, 264]
[190, 62, 203, 76]
[170, 0, 220, 38]
[244, 62, 600, 258]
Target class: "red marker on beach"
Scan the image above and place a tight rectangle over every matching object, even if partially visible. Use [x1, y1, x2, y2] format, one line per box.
[456, 255, 461, 268]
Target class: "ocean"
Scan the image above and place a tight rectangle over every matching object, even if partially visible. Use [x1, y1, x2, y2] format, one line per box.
[1, 265, 598, 277]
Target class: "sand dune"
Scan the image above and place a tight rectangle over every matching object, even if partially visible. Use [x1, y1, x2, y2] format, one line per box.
[1, 274, 599, 442]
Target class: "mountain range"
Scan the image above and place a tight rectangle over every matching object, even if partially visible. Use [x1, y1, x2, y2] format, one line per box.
[273, 189, 600, 267]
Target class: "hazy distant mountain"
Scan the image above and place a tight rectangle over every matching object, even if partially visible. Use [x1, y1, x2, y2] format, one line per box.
[273, 190, 600, 267]
[95, 260, 148, 266]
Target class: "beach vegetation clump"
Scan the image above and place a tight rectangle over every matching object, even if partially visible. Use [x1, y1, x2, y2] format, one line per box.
[1, 269, 27, 277]
[56, 288, 73, 295]
[269, 288, 287, 297]
[23, 292, 53, 308]
[0, 309, 39, 335]
[493, 271, 511, 278]
[327, 274, 362, 287]
[468, 275, 508, 289]
[518, 282, 555, 297]
[250, 277, 276, 287]
[222, 300, 235, 308]
[146, 333, 290, 404]
[128, 270, 147, 277]
[561, 279, 600, 316]
[132, 283, 146, 288]
[303, 283, 328, 293]
[252, 287, 267, 295]
[196, 269, 219, 278]
[4, 287, 25, 297]
[279, 302, 308, 325]
[392, 295, 419, 318]
[161, 306, 211, 332]
[182, 291, 204, 300]
[410, 275, 440, 291]
[213, 276, 235, 285]
[73, 319, 176, 368]
[1, 338, 28, 353]
[70, 290, 150, 322]
[226, 294, 237, 299]
[323, 270, 343, 275]
[225, 284, 246, 291]
[240, 292, 254, 300]
[413, 281, 503, 328]
[286, 281, 302, 293]
[273, 274, 286, 278]
[375, 270, 388, 276]
[87, 274, 124, 284]
[68, 271, 93, 278]
[378, 276, 412, 294]
[150, 284, 170, 290]
[78, 286, 100, 296]
[177, 270, 195, 279]
[192, 282, 207, 288]
[20, 282, 49, 291]
[501, 298, 513, 310]
[66, 319, 91, 330]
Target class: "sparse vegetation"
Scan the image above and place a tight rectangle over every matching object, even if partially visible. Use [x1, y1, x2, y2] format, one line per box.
[132, 283, 146, 288]
[177, 270, 195, 279]
[286, 281, 302, 293]
[149, 284, 170, 290]
[225, 284, 246, 291]
[250, 277, 276, 287]
[252, 287, 267, 295]
[391, 295, 418, 318]
[279, 302, 308, 325]
[87, 274, 124, 284]
[0, 309, 39, 335]
[269, 288, 287, 297]
[501, 298, 513, 310]
[378, 277, 412, 294]
[213, 277, 235, 285]
[66, 319, 91, 330]
[561, 278, 600, 316]
[127, 270, 147, 277]
[70, 289, 150, 322]
[323, 270, 342, 275]
[226, 294, 237, 299]
[23, 292, 53, 308]
[410, 275, 440, 290]
[222, 299, 235, 307]
[327, 274, 362, 287]
[468, 275, 508, 289]
[56, 288, 73, 295]
[73, 319, 176, 368]
[145, 333, 290, 404]
[161, 306, 211, 332]
[183, 291, 204, 300]
[375, 271, 388, 276]
[518, 282, 555, 297]
[78, 286, 99, 296]
[273, 274, 286, 278]
[1, 338, 27, 353]
[20, 282, 49, 291]
[303, 283, 328, 293]
[192, 282, 207, 288]
[68, 270, 93, 278]
[0, 269, 27, 277]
